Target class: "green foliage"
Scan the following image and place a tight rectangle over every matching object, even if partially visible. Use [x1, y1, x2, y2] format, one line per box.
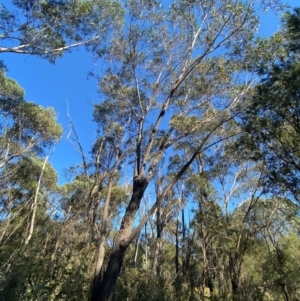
[282, 8, 300, 52]
[0, 218, 96, 301]
[0, 71, 24, 100]
[113, 269, 200, 301]
[0, 155, 58, 240]
[0, 0, 124, 62]
[237, 9, 300, 200]
[0, 71, 64, 300]
[13, 156, 58, 191]
[13, 102, 62, 144]
[0, 71, 62, 161]
[3, 3, 300, 301]
[170, 115, 201, 134]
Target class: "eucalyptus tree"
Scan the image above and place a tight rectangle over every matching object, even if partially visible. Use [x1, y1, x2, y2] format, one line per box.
[0, 71, 62, 169]
[211, 139, 276, 301]
[0, 155, 62, 301]
[64, 116, 130, 299]
[0, 71, 62, 231]
[235, 197, 300, 301]
[0, 0, 123, 62]
[0, 155, 58, 243]
[179, 118, 270, 300]
[0, 70, 64, 300]
[92, 0, 284, 300]
[237, 8, 300, 203]
[150, 177, 178, 277]
[192, 200, 226, 299]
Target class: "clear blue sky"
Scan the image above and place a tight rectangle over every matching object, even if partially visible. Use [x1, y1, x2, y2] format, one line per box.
[2, 49, 99, 181]
[2, 0, 299, 183]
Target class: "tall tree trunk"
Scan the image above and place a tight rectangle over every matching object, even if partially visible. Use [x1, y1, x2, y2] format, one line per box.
[281, 283, 290, 301]
[144, 222, 148, 269]
[174, 216, 180, 291]
[93, 179, 147, 301]
[25, 155, 49, 245]
[229, 254, 240, 301]
[181, 208, 187, 279]
[151, 237, 161, 276]
[93, 124, 204, 300]
[133, 234, 140, 267]
[175, 217, 180, 276]
[152, 206, 163, 276]
[96, 244, 126, 301]
[91, 175, 114, 301]
[201, 222, 214, 298]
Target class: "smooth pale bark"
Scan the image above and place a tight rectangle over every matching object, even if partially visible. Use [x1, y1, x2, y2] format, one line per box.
[133, 234, 140, 267]
[281, 283, 290, 301]
[24, 155, 49, 246]
[144, 223, 148, 269]
[0, 39, 97, 55]
[151, 237, 161, 275]
[91, 175, 114, 301]
[91, 144, 120, 300]
[175, 217, 180, 278]
[181, 208, 187, 279]
[152, 207, 163, 276]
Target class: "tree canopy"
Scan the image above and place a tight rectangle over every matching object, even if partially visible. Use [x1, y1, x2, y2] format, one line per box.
[0, 0, 123, 62]
[238, 7, 300, 202]
[1, 2, 300, 301]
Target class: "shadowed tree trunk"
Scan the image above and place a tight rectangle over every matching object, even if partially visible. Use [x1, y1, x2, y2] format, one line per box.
[229, 254, 240, 301]
[95, 244, 126, 301]
[152, 206, 163, 276]
[91, 174, 115, 301]
[94, 178, 148, 301]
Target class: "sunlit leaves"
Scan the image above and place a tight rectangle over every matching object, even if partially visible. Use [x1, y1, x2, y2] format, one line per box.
[0, 70, 24, 101]
[0, 0, 124, 61]
[0, 71, 62, 170]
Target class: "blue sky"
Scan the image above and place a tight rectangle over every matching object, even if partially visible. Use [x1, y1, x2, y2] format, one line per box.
[2, 0, 299, 183]
[2, 48, 99, 181]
